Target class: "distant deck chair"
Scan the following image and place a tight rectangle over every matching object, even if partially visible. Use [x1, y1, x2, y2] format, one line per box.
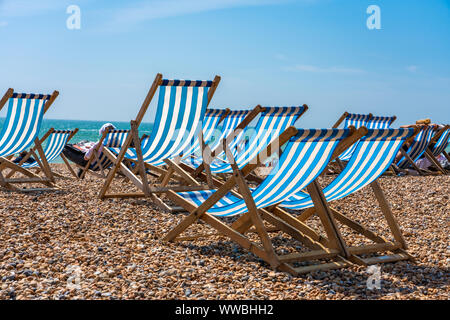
[424, 125, 450, 174]
[0, 89, 59, 191]
[162, 127, 366, 275]
[277, 127, 416, 266]
[9, 128, 78, 179]
[395, 125, 435, 175]
[98, 74, 221, 209]
[78, 129, 130, 179]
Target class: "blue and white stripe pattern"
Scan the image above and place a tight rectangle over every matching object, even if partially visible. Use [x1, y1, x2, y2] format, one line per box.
[0, 93, 49, 157]
[208, 107, 306, 173]
[22, 130, 73, 168]
[118, 79, 213, 166]
[281, 128, 415, 209]
[338, 113, 372, 161]
[183, 109, 251, 167]
[366, 116, 396, 129]
[92, 130, 130, 170]
[397, 126, 434, 169]
[430, 127, 450, 157]
[177, 129, 350, 217]
[181, 108, 228, 160]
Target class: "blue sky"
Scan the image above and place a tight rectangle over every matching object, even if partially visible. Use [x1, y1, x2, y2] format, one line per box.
[0, 0, 449, 126]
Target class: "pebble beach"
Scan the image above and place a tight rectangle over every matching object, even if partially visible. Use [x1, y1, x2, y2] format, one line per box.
[0, 164, 448, 300]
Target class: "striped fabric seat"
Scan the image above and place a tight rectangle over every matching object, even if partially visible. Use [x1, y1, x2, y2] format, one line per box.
[181, 108, 228, 160]
[183, 109, 251, 167]
[91, 130, 129, 171]
[430, 126, 450, 157]
[22, 130, 74, 168]
[338, 113, 372, 161]
[280, 128, 415, 209]
[397, 126, 434, 169]
[116, 80, 212, 166]
[366, 116, 396, 129]
[208, 106, 306, 173]
[177, 129, 350, 217]
[0, 93, 50, 157]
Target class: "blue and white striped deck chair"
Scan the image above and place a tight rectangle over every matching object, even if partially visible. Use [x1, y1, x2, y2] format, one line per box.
[396, 125, 434, 172]
[277, 128, 416, 265]
[99, 74, 221, 201]
[182, 109, 252, 168]
[13, 128, 78, 179]
[80, 129, 130, 179]
[365, 116, 396, 129]
[163, 128, 356, 274]
[0, 89, 59, 191]
[335, 113, 372, 161]
[207, 106, 307, 174]
[424, 125, 450, 174]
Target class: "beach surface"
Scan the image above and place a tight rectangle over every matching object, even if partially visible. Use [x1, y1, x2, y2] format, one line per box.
[0, 164, 448, 300]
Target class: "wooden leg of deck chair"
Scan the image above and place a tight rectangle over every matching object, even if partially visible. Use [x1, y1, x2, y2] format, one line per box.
[164, 158, 201, 187]
[0, 157, 55, 189]
[370, 181, 407, 249]
[60, 154, 78, 178]
[307, 180, 349, 257]
[424, 150, 446, 174]
[443, 151, 450, 163]
[33, 137, 55, 183]
[399, 148, 425, 175]
[130, 121, 150, 195]
[297, 207, 316, 222]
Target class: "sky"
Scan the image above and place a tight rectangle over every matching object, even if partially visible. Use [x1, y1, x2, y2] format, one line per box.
[0, 0, 449, 127]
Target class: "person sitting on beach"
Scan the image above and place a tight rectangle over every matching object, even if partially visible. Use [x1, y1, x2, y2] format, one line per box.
[13, 151, 36, 165]
[83, 123, 116, 161]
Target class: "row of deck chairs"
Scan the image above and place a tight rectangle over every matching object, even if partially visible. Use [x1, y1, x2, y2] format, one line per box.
[1, 75, 448, 275]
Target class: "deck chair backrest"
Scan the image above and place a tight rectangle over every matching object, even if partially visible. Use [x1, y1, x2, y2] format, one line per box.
[397, 126, 434, 168]
[0, 93, 50, 157]
[430, 126, 450, 157]
[342, 113, 371, 129]
[282, 128, 415, 209]
[22, 130, 74, 168]
[103, 130, 129, 148]
[180, 129, 350, 216]
[182, 108, 228, 158]
[139, 80, 214, 164]
[211, 106, 306, 173]
[366, 116, 396, 129]
[208, 109, 251, 151]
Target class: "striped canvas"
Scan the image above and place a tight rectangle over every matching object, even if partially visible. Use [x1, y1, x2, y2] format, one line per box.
[209, 106, 306, 174]
[0, 93, 49, 157]
[183, 109, 251, 167]
[281, 128, 415, 209]
[397, 126, 434, 169]
[366, 116, 396, 129]
[430, 127, 450, 157]
[177, 129, 350, 217]
[22, 130, 73, 168]
[181, 108, 228, 160]
[338, 113, 372, 161]
[117, 79, 213, 166]
[91, 130, 130, 171]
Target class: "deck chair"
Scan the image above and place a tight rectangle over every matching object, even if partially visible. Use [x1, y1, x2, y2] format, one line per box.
[366, 116, 397, 129]
[98, 74, 221, 208]
[8, 128, 79, 179]
[0, 89, 59, 191]
[78, 129, 131, 179]
[162, 127, 369, 275]
[424, 125, 450, 174]
[394, 125, 435, 175]
[276, 127, 416, 266]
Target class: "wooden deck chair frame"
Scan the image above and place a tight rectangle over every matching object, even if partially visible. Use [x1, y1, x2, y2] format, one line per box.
[5, 128, 79, 179]
[97, 73, 221, 210]
[0, 89, 59, 192]
[423, 125, 450, 174]
[161, 127, 374, 275]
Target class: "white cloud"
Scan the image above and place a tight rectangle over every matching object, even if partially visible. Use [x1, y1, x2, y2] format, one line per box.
[406, 65, 418, 73]
[284, 64, 365, 74]
[111, 0, 292, 24]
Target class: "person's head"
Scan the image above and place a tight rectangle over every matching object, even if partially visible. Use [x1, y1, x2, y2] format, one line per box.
[99, 123, 116, 135]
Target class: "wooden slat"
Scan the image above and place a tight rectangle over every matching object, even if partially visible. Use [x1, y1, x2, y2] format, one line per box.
[278, 249, 340, 263]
